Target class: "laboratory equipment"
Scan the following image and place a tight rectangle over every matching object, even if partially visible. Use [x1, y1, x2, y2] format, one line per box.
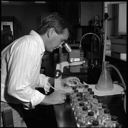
[69, 81, 122, 128]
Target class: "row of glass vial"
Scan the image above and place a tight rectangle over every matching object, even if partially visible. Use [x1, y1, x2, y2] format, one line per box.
[70, 84, 121, 127]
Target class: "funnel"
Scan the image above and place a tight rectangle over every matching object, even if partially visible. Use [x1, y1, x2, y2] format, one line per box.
[95, 61, 113, 91]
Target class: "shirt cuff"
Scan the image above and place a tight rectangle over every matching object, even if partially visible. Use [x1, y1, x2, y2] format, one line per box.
[39, 74, 50, 93]
[30, 90, 45, 109]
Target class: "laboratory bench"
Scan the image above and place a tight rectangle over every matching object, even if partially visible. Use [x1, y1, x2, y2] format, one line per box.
[54, 94, 127, 128]
[53, 62, 127, 128]
[39, 60, 127, 128]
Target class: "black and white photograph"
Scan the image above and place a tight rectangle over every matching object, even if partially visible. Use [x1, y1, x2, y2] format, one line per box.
[1, 1, 127, 128]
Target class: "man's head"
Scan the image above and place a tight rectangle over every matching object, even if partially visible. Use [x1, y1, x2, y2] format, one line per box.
[36, 12, 70, 52]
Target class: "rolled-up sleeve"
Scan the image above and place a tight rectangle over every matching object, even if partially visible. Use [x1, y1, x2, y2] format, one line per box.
[7, 37, 45, 109]
[39, 74, 51, 92]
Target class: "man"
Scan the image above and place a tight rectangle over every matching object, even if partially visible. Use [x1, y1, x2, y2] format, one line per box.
[1, 12, 73, 127]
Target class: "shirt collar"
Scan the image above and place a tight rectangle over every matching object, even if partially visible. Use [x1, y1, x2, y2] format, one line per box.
[29, 30, 45, 54]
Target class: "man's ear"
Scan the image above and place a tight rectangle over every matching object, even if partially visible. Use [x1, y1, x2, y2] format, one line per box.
[47, 28, 55, 38]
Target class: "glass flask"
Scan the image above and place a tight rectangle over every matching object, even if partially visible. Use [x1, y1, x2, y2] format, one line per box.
[95, 61, 113, 91]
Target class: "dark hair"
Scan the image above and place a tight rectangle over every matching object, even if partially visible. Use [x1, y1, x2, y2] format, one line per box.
[36, 12, 69, 35]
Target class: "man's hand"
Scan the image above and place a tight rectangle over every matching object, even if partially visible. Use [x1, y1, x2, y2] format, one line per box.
[54, 78, 74, 94]
[41, 91, 66, 105]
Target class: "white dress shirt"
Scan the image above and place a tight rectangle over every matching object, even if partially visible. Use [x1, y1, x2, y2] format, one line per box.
[1, 30, 50, 109]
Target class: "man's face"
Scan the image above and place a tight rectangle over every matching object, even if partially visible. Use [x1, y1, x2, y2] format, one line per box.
[46, 28, 69, 52]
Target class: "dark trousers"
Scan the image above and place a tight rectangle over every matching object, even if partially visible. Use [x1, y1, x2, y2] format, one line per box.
[22, 105, 58, 128]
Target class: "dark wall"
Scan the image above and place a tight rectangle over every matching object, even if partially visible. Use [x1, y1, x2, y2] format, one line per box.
[1, 3, 51, 38]
[1, 2, 79, 39]
[1, 1, 105, 42]
[80, 2, 103, 26]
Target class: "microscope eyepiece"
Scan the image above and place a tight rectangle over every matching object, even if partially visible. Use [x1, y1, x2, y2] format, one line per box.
[63, 43, 72, 53]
